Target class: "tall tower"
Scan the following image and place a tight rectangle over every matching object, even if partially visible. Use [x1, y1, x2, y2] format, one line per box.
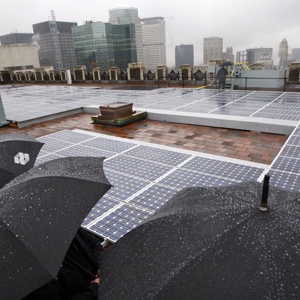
[203, 37, 223, 65]
[278, 38, 288, 68]
[32, 11, 77, 71]
[224, 46, 234, 62]
[109, 8, 143, 64]
[175, 44, 194, 69]
[141, 17, 166, 70]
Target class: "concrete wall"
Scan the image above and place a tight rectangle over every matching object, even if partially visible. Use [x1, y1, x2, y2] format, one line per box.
[235, 69, 286, 88]
[0, 44, 40, 70]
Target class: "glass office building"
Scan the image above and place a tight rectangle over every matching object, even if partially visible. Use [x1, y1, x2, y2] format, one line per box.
[72, 21, 137, 71]
[32, 21, 77, 70]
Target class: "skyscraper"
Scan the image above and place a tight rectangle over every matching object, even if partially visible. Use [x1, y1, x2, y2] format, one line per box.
[236, 51, 247, 63]
[278, 38, 288, 68]
[141, 17, 166, 69]
[246, 48, 273, 68]
[223, 46, 234, 62]
[0, 33, 33, 45]
[32, 11, 77, 71]
[175, 44, 194, 68]
[109, 8, 143, 64]
[203, 37, 223, 65]
[72, 21, 137, 71]
[292, 48, 300, 62]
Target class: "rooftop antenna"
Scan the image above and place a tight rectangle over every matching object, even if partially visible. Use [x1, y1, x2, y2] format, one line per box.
[258, 174, 270, 212]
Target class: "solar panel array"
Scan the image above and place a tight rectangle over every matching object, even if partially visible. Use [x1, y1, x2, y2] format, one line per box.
[35, 129, 266, 242]
[2, 85, 300, 241]
[265, 123, 300, 193]
[1, 85, 300, 123]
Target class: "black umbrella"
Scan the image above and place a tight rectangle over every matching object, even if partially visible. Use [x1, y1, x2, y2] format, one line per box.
[98, 178, 300, 299]
[0, 156, 111, 300]
[220, 61, 233, 67]
[0, 133, 44, 189]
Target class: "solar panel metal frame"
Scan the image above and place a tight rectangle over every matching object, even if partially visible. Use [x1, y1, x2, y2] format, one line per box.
[35, 129, 267, 242]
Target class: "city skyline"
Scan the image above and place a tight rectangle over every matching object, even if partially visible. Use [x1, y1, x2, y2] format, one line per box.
[1, 0, 299, 66]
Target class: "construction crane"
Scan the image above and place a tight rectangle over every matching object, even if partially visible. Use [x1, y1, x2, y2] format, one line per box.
[49, 10, 63, 71]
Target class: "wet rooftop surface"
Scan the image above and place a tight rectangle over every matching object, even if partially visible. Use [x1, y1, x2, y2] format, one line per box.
[0, 112, 286, 165]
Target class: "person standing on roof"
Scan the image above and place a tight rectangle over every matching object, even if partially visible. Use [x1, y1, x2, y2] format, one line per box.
[216, 67, 228, 89]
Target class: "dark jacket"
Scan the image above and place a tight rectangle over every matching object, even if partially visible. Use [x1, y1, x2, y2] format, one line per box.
[217, 67, 228, 80]
[23, 228, 104, 300]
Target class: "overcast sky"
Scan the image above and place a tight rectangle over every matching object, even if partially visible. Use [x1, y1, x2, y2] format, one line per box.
[1, 0, 299, 65]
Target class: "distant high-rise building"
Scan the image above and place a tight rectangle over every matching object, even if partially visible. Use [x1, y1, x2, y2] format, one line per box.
[72, 21, 137, 71]
[32, 11, 77, 71]
[175, 44, 194, 68]
[203, 36, 223, 65]
[0, 33, 33, 45]
[292, 48, 300, 62]
[223, 46, 234, 62]
[236, 51, 247, 63]
[278, 38, 288, 68]
[141, 17, 166, 70]
[246, 48, 273, 67]
[109, 7, 143, 64]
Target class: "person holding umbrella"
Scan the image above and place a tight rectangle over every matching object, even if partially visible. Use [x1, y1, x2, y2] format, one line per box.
[23, 228, 105, 300]
[216, 66, 228, 89]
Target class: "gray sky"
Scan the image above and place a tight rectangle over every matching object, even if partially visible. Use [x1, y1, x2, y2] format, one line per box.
[1, 0, 299, 65]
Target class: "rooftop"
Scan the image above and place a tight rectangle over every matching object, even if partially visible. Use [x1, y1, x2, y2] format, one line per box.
[1, 83, 298, 242]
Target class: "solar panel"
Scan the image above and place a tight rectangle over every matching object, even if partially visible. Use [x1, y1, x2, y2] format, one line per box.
[124, 145, 190, 166]
[104, 170, 151, 201]
[263, 121, 300, 192]
[82, 137, 135, 153]
[88, 204, 151, 242]
[104, 155, 174, 181]
[128, 185, 179, 212]
[35, 129, 266, 242]
[158, 168, 238, 189]
[1, 86, 300, 125]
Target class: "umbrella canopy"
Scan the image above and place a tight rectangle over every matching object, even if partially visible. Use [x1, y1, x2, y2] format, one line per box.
[220, 61, 233, 67]
[0, 156, 111, 300]
[98, 181, 300, 299]
[0, 133, 44, 189]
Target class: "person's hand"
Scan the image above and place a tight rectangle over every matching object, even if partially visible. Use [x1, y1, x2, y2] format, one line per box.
[91, 276, 99, 285]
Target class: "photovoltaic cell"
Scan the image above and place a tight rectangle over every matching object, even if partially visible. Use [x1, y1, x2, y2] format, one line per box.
[271, 156, 300, 173]
[286, 135, 300, 147]
[128, 185, 179, 212]
[159, 168, 238, 189]
[45, 130, 94, 143]
[181, 156, 264, 181]
[104, 155, 174, 181]
[2, 86, 300, 124]
[35, 129, 266, 242]
[82, 137, 135, 153]
[268, 169, 300, 193]
[36, 136, 73, 153]
[124, 145, 190, 166]
[103, 170, 151, 201]
[279, 145, 300, 158]
[55, 144, 114, 158]
[81, 196, 122, 226]
[263, 121, 300, 193]
[89, 204, 150, 242]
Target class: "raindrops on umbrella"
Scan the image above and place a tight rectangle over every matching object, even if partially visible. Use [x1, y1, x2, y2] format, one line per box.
[0, 156, 111, 300]
[0, 133, 44, 189]
[98, 176, 300, 299]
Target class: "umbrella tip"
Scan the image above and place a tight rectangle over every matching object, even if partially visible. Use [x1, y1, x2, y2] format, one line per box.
[258, 174, 270, 212]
